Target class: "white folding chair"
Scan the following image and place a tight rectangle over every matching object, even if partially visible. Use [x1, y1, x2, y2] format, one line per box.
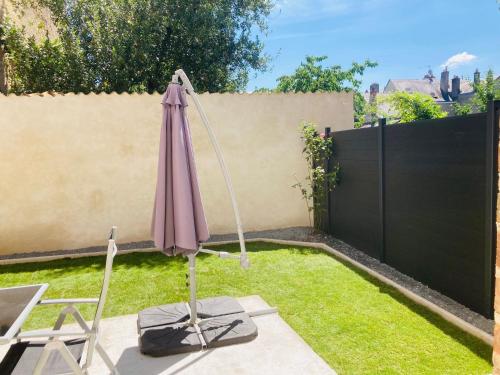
[0, 227, 120, 375]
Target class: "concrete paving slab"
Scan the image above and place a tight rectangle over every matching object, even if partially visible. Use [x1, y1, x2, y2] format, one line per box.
[0, 295, 335, 375]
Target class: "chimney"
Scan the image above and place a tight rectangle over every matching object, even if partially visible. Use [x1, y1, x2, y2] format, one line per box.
[474, 69, 480, 90]
[451, 76, 461, 101]
[369, 83, 379, 103]
[440, 68, 450, 101]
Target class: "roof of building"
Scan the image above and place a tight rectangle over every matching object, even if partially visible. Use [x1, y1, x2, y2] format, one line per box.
[383, 79, 473, 100]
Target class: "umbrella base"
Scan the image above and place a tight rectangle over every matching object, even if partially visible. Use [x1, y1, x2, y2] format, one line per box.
[137, 297, 258, 357]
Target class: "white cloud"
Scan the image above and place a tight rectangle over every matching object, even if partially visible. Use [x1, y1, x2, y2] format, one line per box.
[440, 52, 477, 69]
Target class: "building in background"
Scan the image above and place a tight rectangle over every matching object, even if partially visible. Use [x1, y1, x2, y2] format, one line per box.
[363, 68, 500, 126]
[383, 68, 473, 104]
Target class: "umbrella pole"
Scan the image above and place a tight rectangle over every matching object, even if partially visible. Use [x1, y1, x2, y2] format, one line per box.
[187, 253, 198, 325]
[174, 69, 249, 269]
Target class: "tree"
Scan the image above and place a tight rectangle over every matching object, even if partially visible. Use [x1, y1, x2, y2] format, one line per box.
[268, 56, 377, 126]
[451, 102, 472, 116]
[379, 92, 447, 124]
[2, 22, 89, 93]
[470, 69, 500, 112]
[2, 0, 272, 94]
[450, 69, 500, 115]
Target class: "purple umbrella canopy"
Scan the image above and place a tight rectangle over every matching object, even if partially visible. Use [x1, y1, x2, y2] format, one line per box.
[151, 83, 209, 255]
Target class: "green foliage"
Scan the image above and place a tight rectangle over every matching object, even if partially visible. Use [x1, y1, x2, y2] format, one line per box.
[2, 19, 90, 93]
[3, 0, 272, 93]
[451, 102, 472, 116]
[360, 100, 378, 127]
[274, 56, 377, 93]
[353, 91, 368, 127]
[380, 92, 447, 124]
[451, 70, 500, 115]
[293, 122, 339, 230]
[252, 87, 273, 93]
[471, 69, 500, 112]
[267, 56, 377, 124]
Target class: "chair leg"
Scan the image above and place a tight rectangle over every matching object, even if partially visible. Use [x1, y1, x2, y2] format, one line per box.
[32, 344, 52, 375]
[33, 341, 85, 375]
[85, 334, 97, 367]
[96, 342, 120, 375]
[71, 307, 97, 368]
[56, 341, 85, 375]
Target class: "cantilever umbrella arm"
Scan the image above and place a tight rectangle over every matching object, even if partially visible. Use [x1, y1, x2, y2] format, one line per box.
[173, 69, 249, 269]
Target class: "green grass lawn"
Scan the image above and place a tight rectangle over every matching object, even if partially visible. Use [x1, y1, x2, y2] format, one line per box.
[0, 242, 492, 374]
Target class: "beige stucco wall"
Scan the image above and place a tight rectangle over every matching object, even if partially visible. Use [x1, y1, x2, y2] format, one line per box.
[0, 92, 353, 255]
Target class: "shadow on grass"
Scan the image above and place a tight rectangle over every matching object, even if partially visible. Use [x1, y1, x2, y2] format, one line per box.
[0, 242, 290, 275]
[0, 241, 293, 275]
[0, 252, 183, 275]
[209, 241, 321, 255]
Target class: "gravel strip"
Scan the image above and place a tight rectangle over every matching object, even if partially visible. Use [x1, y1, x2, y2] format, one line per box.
[0, 226, 493, 334]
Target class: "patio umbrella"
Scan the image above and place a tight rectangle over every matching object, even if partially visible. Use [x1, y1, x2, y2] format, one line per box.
[139, 70, 277, 356]
[151, 69, 249, 326]
[151, 81, 209, 255]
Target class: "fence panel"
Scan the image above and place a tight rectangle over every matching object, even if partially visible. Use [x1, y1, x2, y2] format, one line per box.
[326, 103, 499, 318]
[384, 113, 489, 316]
[329, 128, 381, 259]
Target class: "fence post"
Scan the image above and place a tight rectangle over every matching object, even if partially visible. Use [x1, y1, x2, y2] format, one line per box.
[325, 127, 332, 233]
[378, 118, 386, 263]
[486, 101, 500, 318]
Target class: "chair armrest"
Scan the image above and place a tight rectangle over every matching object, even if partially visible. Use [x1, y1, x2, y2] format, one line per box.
[38, 298, 99, 305]
[17, 330, 89, 339]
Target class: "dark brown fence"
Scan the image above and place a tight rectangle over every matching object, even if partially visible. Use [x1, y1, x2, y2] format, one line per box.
[324, 101, 500, 318]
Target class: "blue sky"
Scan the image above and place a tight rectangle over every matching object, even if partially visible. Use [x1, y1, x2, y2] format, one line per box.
[247, 0, 500, 92]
